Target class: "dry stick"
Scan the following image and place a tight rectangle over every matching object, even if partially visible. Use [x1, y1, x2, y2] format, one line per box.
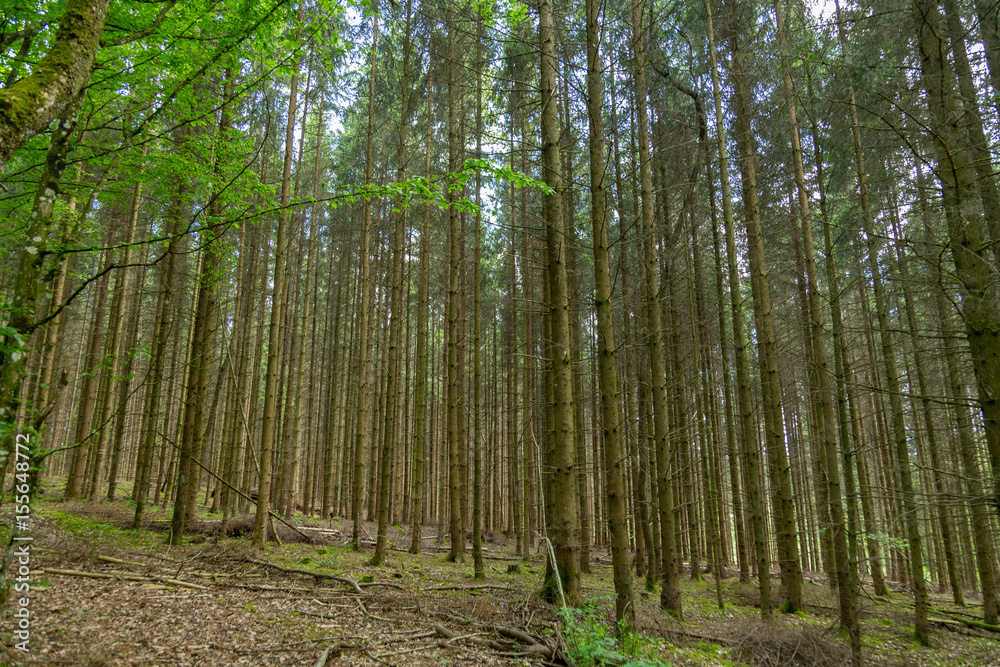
[427, 612, 553, 656]
[314, 646, 333, 667]
[43, 568, 114, 580]
[247, 558, 362, 594]
[109, 570, 210, 591]
[540, 535, 567, 609]
[269, 516, 284, 547]
[358, 581, 406, 590]
[496, 625, 540, 646]
[356, 598, 393, 622]
[157, 429, 310, 542]
[42, 568, 208, 591]
[96, 554, 146, 567]
[433, 624, 509, 652]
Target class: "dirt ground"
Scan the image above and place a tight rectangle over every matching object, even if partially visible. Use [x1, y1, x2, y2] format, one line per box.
[2, 497, 999, 667]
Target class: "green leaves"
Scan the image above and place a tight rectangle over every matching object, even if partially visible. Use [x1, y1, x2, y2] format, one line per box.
[462, 157, 553, 194]
[558, 603, 670, 667]
[865, 533, 910, 551]
[324, 157, 550, 213]
[0, 325, 27, 363]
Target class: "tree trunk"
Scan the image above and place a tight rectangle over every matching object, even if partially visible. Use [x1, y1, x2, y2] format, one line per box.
[350, 9, 379, 550]
[471, 13, 486, 581]
[631, 0, 681, 619]
[539, 0, 580, 604]
[373, 0, 413, 567]
[705, 0, 770, 614]
[0, 0, 110, 166]
[409, 53, 434, 555]
[726, 0, 802, 612]
[585, 0, 634, 623]
[253, 8, 304, 546]
[445, 14, 465, 564]
[774, 0, 855, 645]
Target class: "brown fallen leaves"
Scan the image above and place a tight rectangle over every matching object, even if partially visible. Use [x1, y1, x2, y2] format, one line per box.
[2, 512, 556, 667]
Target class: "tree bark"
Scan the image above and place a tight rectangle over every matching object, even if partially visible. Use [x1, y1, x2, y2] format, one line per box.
[0, 0, 110, 167]
[774, 0, 855, 644]
[253, 7, 304, 546]
[373, 0, 413, 567]
[539, 0, 580, 604]
[585, 0, 634, 623]
[705, 0, 770, 614]
[726, 0, 802, 612]
[630, 0, 681, 619]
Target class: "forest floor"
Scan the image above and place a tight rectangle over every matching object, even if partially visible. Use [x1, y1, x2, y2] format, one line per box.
[1, 480, 999, 667]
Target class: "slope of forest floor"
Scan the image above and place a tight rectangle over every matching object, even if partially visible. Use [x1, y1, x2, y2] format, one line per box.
[1, 480, 998, 666]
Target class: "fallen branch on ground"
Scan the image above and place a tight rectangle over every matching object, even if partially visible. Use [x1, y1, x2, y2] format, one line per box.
[44, 568, 208, 591]
[247, 558, 363, 594]
[97, 555, 147, 567]
[358, 581, 406, 590]
[424, 584, 514, 592]
[43, 568, 114, 580]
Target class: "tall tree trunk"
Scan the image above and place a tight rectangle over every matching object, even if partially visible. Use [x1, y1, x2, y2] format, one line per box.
[631, 0, 681, 619]
[91, 197, 141, 502]
[446, 13, 465, 564]
[726, 0, 802, 612]
[708, 161, 748, 582]
[132, 172, 185, 526]
[836, 0, 930, 643]
[585, 0, 634, 623]
[539, 0, 580, 603]
[892, 191, 963, 606]
[0, 96, 82, 517]
[923, 169, 1000, 627]
[705, 0, 770, 614]
[373, 0, 413, 567]
[471, 13, 486, 581]
[774, 0, 855, 645]
[66, 238, 113, 500]
[253, 6, 304, 546]
[350, 8, 379, 550]
[409, 54, 434, 556]
[106, 150, 149, 501]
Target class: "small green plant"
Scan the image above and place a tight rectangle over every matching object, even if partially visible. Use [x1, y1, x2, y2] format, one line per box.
[865, 533, 909, 551]
[558, 602, 669, 667]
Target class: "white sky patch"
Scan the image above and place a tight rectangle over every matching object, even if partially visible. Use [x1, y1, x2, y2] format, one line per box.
[807, 0, 838, 23]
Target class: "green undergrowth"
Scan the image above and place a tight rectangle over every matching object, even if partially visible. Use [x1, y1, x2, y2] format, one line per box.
[19, 490, 1000, 667]
[46, 508, 163, 549]
[559, 600, 671, 667]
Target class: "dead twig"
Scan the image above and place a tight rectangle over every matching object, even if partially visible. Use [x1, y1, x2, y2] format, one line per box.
[425, 584, 514, 592]
[357, 598, 394, 622]
[248, 558, 363, 594]
[358, 581, 406, 591]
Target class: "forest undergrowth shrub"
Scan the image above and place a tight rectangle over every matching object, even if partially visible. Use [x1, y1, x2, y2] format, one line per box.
[558, 601, 669, 667]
